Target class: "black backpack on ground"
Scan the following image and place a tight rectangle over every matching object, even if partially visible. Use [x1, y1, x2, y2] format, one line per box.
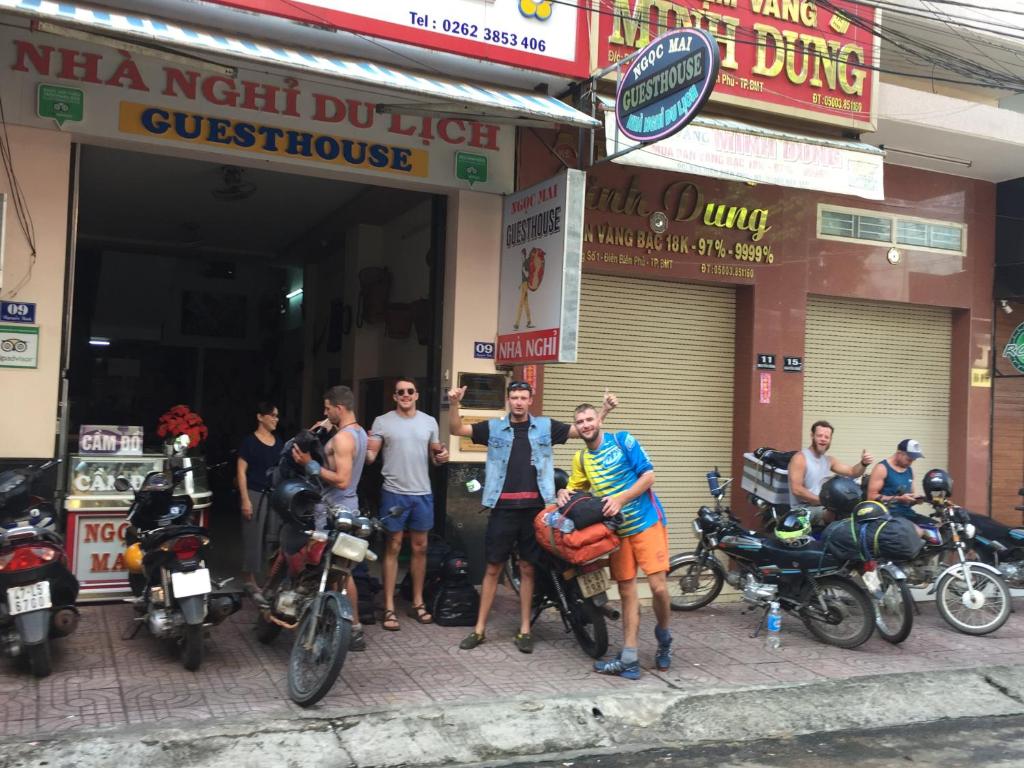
[399, 533, 453, 601]
[429, 551, 479, 627]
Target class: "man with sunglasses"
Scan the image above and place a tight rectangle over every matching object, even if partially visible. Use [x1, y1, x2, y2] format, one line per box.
[448, 380, 617, 654]
[367, 377, 449, 631]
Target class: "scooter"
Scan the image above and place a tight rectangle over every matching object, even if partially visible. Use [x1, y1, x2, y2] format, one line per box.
[117, 436, 241, 670]
[0, 460, 80, 677]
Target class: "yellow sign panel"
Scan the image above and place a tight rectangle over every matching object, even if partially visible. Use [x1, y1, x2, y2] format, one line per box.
[971, 368, 992, 388]
[118, 102, 428, 178]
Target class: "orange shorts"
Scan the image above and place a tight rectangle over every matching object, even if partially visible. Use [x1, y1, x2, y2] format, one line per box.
[609, 522, 669, 582]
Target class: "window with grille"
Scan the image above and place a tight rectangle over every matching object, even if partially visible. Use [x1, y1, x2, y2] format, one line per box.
[818, 204, 964, 255]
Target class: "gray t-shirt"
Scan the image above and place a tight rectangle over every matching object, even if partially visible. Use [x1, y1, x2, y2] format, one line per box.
[370, 410, 439, 495]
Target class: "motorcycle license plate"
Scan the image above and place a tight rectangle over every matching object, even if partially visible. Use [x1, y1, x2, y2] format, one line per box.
[171, 568, 211, 598]
[576, 568, 610, 599]
[6, 581, 51, 615]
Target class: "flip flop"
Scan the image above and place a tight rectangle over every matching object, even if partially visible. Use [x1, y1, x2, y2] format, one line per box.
[382, 609, 401, 631]
[409, 603, 434, 624]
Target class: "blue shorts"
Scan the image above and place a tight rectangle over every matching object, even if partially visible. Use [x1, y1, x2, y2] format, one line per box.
[380, 490, 434, 533]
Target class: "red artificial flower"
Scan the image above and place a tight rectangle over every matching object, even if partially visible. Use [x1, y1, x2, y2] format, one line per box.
[155, 405, 207, 447]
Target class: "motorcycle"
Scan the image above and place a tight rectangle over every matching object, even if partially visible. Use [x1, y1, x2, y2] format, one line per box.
[117, 436, 241, 670]
[504, 548, 617, 659]
[668, 470, 876, 649]
[894, 473, 1012, 636]
[0, 460, 80, 677]
[964, 508, 1024, 589]
[253, 478, 381, 707]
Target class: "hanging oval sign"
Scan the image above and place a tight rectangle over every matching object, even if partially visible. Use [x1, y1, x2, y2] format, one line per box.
[615, 28, 721, 144]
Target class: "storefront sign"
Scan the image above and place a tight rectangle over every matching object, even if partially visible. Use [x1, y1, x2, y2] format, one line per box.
[496, 169, 586, 365]
[68, 457, 164, 494]
[597, 0, 879, 131]
[783, 356, 803, 372]
[70, 513, 131, 581]
[756, 353, 776, 370]
[615, 28, 719, 144]
[0, 323, 38, 368]
[4, 31, 515, 193]
[36, 83, 83, 126]
[78, 425, 144, 456]
[0, 300, 35, 323]
[202, 0, 589, 78]
[605, 114, 885, 200]
[1003, 321, 1024, 374]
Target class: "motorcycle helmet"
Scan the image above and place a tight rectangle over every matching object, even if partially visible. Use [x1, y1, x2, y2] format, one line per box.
[554, 468, 569, 493]
[442, 554, 469, 580]
[922, 468, 952, 502]
[851, 500, 888, 522]
[270, 479, 321, 527]
[818, 476, 862, 518]
[123, 542, 144, 574]
[774, 512, 812, 547]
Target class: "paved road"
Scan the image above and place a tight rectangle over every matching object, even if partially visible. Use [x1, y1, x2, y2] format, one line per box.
[498, 714, 1024, 768]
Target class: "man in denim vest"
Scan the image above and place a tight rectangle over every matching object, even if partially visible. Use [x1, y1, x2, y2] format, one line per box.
[448, 380, 617, 653]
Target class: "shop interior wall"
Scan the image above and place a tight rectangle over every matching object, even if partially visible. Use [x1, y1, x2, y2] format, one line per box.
[518, 130, 997, 518]
[993, 299, 1024, 526]
[0, 125, 71, 460]
[299, 199, 432, 428]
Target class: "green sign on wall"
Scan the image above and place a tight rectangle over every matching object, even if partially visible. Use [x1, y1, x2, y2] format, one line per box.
[37, 84, 84, 126]
[1004, 321, 1024, 374]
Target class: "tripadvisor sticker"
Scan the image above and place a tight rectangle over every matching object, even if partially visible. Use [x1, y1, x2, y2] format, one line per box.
[1003, 321, 1024, 374]
[455, 152, 487, 186]
[37, 84, 84, 127]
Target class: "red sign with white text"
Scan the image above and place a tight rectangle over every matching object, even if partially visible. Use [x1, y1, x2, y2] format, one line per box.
[596, 0, 879, 131]
[204, 0, 589, 78]
[498, 328, 561, 364]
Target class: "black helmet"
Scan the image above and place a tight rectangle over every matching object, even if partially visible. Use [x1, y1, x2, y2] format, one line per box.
[270, 479, 321, 526]
[851, 500, 888, 522]
[554, 468, 569, 493]
[818, 476, 862, 518]
[922, 468, 952, 502]
[442, 554, 469, 580]
[774, 512, 812, 547]
[697, 505, 721, 533]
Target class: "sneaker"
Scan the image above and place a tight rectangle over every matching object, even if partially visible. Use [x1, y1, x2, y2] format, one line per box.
[459, 631, 485, 650]
[349, 627, 367, 652]
[593, 657, 640, 680]
[513, 632, 533, 654]
[655, 637, 673, 672]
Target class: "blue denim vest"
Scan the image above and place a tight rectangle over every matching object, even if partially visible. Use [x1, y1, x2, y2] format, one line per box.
[482, 414, 554, 508]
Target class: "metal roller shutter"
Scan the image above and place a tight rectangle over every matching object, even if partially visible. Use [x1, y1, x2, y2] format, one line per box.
[803, 296, 951, 490]
[542, 274, 736, 555]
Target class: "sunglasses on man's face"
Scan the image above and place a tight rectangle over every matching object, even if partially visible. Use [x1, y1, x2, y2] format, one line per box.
[507, 381, 532, 394]
[395, 388, 417, 396]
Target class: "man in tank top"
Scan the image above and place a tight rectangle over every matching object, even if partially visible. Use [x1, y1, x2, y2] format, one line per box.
[292, 384, 369, 651]
[788, 420, 873, 519]
[867, 439, 931, 526]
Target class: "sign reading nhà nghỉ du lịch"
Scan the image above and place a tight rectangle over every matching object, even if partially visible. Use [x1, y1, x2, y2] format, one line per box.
[199, 0, 589, 78]
[598, 0, 879, 131]
[497, 170, 586, 365]
[615, 28, 720, 144]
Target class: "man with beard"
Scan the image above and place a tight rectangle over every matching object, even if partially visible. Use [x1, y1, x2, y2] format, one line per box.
[556, 404, 671, 680]
[788, 421, 873, 521]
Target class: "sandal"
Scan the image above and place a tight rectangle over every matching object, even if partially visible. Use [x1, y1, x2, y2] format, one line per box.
[409, 604, 433, 624]
[382, 609, 401, 631]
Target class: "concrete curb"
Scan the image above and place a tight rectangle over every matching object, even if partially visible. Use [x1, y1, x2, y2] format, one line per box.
[3, 665, 1024, 767]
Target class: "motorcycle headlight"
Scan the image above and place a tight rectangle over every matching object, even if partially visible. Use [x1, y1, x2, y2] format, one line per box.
[964, 523, 976, 539]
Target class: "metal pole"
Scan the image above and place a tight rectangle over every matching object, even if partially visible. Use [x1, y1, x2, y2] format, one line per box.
[55, 143, 81, 501]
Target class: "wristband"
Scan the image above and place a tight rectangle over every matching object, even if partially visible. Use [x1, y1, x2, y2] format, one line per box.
[305, 460, 322, 477]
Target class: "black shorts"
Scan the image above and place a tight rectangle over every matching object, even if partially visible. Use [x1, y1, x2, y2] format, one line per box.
[485, 507, 542, 565]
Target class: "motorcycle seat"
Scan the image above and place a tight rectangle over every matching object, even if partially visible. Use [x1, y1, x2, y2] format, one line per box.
[140, 524, 207, 550]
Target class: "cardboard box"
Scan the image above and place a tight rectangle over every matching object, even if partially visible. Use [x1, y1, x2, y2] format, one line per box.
[741, 452, 791, 505]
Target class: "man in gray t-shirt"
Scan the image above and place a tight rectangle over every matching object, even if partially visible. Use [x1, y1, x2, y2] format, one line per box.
[367, 377, 448, 631]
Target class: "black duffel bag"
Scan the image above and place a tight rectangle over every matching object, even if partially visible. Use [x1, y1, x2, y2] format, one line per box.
[754, 446, 797, 470]
[558, 491, 625, 530]
[823, 515, 924, 562]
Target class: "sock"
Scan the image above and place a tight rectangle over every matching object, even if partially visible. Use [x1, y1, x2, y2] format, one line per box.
[352, 623, 363, 632]
[655, 625, 672, 645]
[620, 647, 638, 665]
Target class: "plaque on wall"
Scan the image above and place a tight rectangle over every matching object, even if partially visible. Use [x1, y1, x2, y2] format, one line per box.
[457, 416, 489, 453]
[457, 372, 506, 410]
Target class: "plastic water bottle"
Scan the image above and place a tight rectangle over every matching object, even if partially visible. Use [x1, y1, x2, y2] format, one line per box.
[544, 511, 575, 533]
[765, 602, 782, 650]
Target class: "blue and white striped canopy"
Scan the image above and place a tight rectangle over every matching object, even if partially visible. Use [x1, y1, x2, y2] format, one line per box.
[0, 0, 598, 128]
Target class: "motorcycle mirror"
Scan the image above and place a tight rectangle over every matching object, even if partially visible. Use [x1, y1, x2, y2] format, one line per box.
[113, 476, 132, 493]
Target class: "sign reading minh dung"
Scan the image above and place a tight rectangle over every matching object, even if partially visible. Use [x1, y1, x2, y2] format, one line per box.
[496, 169, 586, 365]
[615, 28, 720, 144]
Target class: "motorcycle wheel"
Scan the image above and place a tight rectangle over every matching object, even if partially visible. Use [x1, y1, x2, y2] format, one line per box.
[874, 571, 914, 644]
[254, 614, 282, 645]
[504, 554, 521, 596]
[568, 594, 608, 659]
[287, 596, 350, 708]
[182, 624, 204, 671]
[801, 575, 875, 649]
[935, 564, 1011, 636]
[667, 554, 724, 611]
[26, 641, 52, 678]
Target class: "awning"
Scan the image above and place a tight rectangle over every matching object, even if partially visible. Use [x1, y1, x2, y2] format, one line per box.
[0, 0, 599, 129]
[599, 98, 885, 200]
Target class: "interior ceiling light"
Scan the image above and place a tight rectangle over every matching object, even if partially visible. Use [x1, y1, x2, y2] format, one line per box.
[212, 166, 257, 201]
